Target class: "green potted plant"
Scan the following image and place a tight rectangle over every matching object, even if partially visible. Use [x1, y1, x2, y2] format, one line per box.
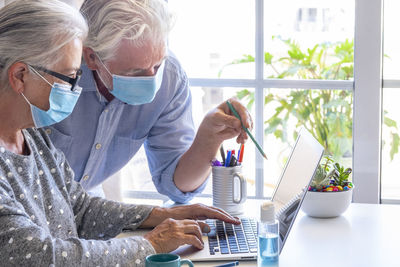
[301, 156, 354, 218]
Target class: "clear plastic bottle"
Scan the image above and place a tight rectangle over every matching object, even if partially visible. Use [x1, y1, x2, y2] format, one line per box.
[258, 201, 279, 267]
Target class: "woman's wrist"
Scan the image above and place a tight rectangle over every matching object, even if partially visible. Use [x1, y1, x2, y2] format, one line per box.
[141, 207, 168, 228]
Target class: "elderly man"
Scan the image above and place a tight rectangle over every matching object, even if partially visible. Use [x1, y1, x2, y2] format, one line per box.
[50, 0, 253, 203]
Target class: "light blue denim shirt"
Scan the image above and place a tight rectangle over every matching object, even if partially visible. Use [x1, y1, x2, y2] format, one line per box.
[48, 54, 207, 203]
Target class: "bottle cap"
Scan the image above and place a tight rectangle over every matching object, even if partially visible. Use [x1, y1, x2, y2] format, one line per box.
[260, 201, 275, 223]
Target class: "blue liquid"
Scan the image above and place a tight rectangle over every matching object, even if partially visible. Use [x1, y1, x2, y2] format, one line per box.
[258, 233, 279, 267]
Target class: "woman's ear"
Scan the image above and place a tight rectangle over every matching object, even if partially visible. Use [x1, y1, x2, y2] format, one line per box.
[8, 62, 29, 94]
[83, 47, 99, 71]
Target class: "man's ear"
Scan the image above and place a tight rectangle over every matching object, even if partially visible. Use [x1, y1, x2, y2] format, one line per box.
[8, 62, 29, 94]
[83, 47, 99, 70]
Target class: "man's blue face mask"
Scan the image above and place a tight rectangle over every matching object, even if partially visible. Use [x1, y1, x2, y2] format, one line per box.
[98, 55, 165, 105]
[22, 67, 82, 128]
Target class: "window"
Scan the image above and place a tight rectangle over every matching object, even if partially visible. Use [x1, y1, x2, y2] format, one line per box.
[120, 0, 360, 201]
[120, 0, 389, 204]
[382, 0, 400, 202]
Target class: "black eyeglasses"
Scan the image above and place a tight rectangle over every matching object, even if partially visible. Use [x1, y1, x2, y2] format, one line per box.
[30, 65, 82, 91]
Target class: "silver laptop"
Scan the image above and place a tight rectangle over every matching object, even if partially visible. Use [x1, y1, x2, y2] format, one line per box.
[172, 128, 324, 261]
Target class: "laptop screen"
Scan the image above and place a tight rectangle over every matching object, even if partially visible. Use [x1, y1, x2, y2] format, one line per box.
[271, 128, 324, 251]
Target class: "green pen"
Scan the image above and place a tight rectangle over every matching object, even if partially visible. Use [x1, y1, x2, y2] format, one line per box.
[226, 100, 268, 160]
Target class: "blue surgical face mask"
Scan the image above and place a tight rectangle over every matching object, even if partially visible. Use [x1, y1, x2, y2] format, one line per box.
[98, 56, 165, 105]
[22, 69, 82, 128]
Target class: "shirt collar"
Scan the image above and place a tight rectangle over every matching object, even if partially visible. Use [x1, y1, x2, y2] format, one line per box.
[78, 62, 98, 92]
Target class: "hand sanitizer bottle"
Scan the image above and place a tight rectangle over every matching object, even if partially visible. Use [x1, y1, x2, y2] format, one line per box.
[258, 201, 279, 267]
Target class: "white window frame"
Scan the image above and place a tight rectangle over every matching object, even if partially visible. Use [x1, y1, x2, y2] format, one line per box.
[353, 0, 383, 203]
[125, 0, 386, 203]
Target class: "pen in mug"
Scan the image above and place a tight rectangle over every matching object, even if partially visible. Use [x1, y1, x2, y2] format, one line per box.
[220, 144, 226, 165]
[229, 155, 237, 167]
[225, 150, 232, 167]
[214, 261, 239, 267]
[238, 143, 244, 163]
[237, 144, 242, 164]
[226, 100, 268, 160]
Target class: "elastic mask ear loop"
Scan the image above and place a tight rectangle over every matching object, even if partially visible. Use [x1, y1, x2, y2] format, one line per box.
[21, 92, 32, 106]
[96, 54, 113, 77]
[29, 66, 53, 87]
[20, 91, 37, 128]
[21, 66, 39, 106]
[95, 54, 114, 102]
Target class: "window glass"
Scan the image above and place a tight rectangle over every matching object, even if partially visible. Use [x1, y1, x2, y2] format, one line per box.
[264, 0, 355, 80]
[118, 0, 356, 201]
[382, 0, 400, 200]
[255, 88, 354, 197]
[168, 0, 255, 79]
[383, 0, 400, 79]
[381, 89, 400, 200]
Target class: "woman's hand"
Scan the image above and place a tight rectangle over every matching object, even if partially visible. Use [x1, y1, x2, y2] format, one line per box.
[141, 203, 241, 228]
[144, 218, 209, 253]
[166, 203, 241, 225]
[141, 204, 241, 252]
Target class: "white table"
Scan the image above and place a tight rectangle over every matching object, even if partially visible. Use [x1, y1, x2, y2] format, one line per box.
[188, 200, 400, 267]
[279, 203, 400, 267]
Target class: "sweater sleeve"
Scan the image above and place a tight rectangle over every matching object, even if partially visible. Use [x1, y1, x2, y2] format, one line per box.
[68, 175, 155, 240]
[44, 128, 156, 239]
[0, 179, 156, 267]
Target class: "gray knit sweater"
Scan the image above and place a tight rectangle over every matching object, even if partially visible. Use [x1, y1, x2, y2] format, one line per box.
[0, 128, 156, 266]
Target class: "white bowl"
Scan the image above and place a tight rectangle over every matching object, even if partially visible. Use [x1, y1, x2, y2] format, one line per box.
[301, 187, 353, 218]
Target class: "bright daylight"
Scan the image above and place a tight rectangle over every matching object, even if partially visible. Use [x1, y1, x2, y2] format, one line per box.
[0, 0, 398, 267]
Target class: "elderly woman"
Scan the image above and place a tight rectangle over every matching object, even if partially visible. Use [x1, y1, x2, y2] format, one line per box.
[0, 1, 239, 266]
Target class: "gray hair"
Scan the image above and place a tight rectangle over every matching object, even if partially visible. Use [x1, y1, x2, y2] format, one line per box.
[59, 0, 85, 9]
[0, 0, 88, 88]
[81, 0, 174, 62]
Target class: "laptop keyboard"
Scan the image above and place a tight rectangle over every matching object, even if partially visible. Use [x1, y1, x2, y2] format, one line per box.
[206, 218, 258, 255]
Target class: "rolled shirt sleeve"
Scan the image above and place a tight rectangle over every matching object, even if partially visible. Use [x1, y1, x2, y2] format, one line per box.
[150, 153, 208, 204]
[144, 57, 208, 203]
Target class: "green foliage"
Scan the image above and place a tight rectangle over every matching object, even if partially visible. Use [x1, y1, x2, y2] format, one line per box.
[312, 156, 333, 187]
[330, 162, 352, 187]
[311, 156, 352, 188]
[384, 111, 400, 160]
[220, 37, 400, 161]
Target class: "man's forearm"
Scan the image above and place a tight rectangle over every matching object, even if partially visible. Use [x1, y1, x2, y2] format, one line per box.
[173, 134, 221, 192]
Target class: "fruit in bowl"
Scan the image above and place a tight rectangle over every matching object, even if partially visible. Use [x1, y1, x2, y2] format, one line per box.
[302, 156, 354, 218]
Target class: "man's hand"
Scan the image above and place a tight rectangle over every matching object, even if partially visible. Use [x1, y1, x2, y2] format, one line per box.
[143, 218, 208, 253]
[173, 97, 253, 192]
[198, 97, 253, 145]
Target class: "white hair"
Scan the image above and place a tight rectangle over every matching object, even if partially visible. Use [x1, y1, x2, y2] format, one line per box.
[0, 0, 88, 89]
[59, 0, 85, 9]
[81, 0, 174, 62]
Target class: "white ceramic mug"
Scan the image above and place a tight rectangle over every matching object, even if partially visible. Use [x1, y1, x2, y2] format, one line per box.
[212, 166, 247, 216]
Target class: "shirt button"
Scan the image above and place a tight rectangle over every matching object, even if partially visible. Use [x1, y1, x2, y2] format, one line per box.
[45, 129, 52, 135]
[104, 109, 109, 113]
[83, 175, 89, 181]
[95, 143, 102, 150]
